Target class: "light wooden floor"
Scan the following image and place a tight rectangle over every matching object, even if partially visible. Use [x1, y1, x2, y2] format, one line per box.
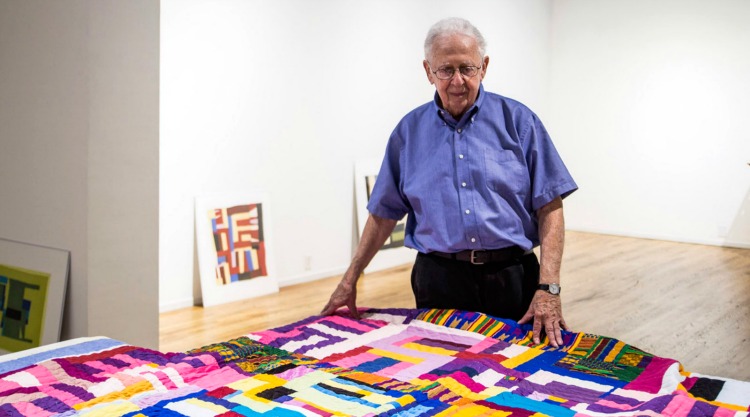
[160, 231, 750, 380]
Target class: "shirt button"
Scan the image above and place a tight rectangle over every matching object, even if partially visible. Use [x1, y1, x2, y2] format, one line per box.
[471, 238, 476, 243]
[457, 128, 462, 133]
[465, 209, 470, 214]
[461, 182, 467, 187]
[459, 154, 464, 159]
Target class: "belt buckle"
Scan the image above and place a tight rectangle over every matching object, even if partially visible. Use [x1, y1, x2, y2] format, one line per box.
[470, 250, 484, 265]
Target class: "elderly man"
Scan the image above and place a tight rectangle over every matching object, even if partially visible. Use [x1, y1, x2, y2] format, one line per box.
[322, 17, 577, 347]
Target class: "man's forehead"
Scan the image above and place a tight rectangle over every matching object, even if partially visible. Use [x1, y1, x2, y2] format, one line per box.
[432, 33, 478, 50]
[430, 34, 481, 61]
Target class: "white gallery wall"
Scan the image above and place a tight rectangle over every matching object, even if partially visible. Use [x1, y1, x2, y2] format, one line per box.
[3, 0, 745, 341]
[549, 0, 750, 247]
[161, 0, 750, 312]
[160, 0, 554, 311]
[0, 1, 159, 348]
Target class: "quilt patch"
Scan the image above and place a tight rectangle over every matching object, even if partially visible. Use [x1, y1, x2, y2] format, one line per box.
[0, 308, 748, 416]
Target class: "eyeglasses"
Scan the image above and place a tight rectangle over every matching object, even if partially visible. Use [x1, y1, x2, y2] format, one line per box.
[428, 63, 482, 80]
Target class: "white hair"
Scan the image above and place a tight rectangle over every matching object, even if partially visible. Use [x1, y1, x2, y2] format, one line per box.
[424, 17, 487, 61]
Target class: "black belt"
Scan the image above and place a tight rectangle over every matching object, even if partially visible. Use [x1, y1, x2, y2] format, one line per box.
[427, 247, 529, 265]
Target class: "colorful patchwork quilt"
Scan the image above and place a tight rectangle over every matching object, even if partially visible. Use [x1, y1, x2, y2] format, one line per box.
[0, 308, 748, 416]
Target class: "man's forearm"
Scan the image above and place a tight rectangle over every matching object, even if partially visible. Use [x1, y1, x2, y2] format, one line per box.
[344, 214, 398, 283]
[537, 197, 564, 284]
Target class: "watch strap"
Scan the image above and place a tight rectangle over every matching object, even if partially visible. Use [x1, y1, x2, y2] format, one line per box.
[537, 283, 561, 295]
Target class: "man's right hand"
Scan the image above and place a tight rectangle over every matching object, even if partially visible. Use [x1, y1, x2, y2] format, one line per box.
[320, 214, 398, 320]
[320, 275, 360, 319]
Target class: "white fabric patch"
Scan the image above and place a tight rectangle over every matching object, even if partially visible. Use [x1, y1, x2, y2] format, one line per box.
[3, 371, 40, 387]
[305, 324, 407, 359]
[308, 322, 360, 338]
[497, 343, 529, 358]
[281, 334, 327, 353]
[165, 400, 221, 417]
[474, 369, 506, 387]
[88, 377, 126, 397]
[161, 366, 186, 388]
[611, 387, 658, 402]
[658, 362, 683, 395]
[409, 319, 487, 341]
[364, 312, 410, 325]
[526, 370, 613, 392]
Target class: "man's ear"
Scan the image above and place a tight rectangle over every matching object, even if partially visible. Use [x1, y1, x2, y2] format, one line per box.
[480, 55, 490, 80]
[423, 60, 435, 85]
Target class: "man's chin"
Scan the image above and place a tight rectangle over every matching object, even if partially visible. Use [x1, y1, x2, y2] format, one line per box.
[446, 103, 469, 118]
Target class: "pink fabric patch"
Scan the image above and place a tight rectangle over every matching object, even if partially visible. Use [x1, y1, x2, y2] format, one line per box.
[253, 328, 304, 345]
[9, 402, 53, 417]
[191, 365, 248, 391]
[38, 385, 81, 406]
[24, 364, 55, 385]
[331, 352, 380, 369]
[276, 365, 315, 381]
[595, 399, 634, 411]
[330, 315, 386, 332]
[375, 360, 415, 379]
[625, 356, 678, 394]
[465, 336, 500, 354]
[444, 371, 486, 393]
[392, 335, 422, 347]
[660, 394, 696, 417]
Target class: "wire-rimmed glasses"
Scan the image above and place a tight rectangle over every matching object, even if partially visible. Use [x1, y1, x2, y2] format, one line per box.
[428, 63, 482, 80]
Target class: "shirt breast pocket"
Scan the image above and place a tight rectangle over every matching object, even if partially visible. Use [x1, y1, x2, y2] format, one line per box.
[484, 150, 526, 195]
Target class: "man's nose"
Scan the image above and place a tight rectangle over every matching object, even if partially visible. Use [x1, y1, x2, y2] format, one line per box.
[449, 72, 466, 85]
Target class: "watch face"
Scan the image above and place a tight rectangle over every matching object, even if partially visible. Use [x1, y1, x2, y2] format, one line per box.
[548, 283, 561, 295]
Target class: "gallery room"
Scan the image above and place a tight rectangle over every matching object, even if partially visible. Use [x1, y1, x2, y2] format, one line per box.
[1, 0, 748, 415]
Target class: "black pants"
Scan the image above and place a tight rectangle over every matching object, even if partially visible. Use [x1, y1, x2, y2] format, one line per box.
[410, 251, 540, 321]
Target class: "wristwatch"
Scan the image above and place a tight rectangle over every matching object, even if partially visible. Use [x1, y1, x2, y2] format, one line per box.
[538, 283, 561, 295]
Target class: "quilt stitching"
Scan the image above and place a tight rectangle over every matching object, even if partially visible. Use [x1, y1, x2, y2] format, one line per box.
[0, 308, 747, 416]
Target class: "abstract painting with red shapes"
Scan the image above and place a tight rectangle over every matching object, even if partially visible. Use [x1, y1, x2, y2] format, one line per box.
[209, 203, 267, 285]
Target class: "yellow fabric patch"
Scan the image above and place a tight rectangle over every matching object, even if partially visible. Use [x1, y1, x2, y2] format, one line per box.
[74, 381, 153, 410]
[76, 400, 140, 416]
[228, 375, 272, 393]
[433, 402, 513, 416]
[603, 341, 625, 363]
[369, 348, 424, 364]
[501, 348, 543, 369]
[547, 395, 567, 403]
[402, 342, 460, 357]
[185, 397, 228, 412]
[283, 370, 336, 391]
[435, 377, 485, 401]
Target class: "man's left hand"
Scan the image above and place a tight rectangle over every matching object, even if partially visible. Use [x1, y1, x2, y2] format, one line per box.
[518, 291, 568, 347]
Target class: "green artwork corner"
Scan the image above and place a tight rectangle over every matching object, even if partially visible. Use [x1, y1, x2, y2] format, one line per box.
[0, 264, 50, 352]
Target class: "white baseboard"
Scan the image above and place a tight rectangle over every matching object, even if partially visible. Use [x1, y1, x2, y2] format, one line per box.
[159, 267, 347, 313]
[159, 297, 195, 313]
[567, 227, 750, 249]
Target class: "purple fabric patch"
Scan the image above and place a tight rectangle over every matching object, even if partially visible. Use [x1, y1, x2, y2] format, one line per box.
[413, 337, 472, 351]
[51, 383, 95, 402]
[0, 404, 24, 417]
[32, 396, 71, 413]
[54, 360, 107, 383]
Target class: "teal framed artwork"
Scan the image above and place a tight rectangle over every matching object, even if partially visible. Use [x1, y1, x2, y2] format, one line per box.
[0, 239, 69, 353]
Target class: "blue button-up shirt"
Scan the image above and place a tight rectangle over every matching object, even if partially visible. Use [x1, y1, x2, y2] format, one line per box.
[367, 85, 577, 253]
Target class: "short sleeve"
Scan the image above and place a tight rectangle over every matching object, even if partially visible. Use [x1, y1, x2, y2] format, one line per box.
[366, 133, 410, 220]
[522, 116, 578, 211]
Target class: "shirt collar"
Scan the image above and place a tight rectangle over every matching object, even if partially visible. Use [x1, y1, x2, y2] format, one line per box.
[433, 84, 484, 127]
